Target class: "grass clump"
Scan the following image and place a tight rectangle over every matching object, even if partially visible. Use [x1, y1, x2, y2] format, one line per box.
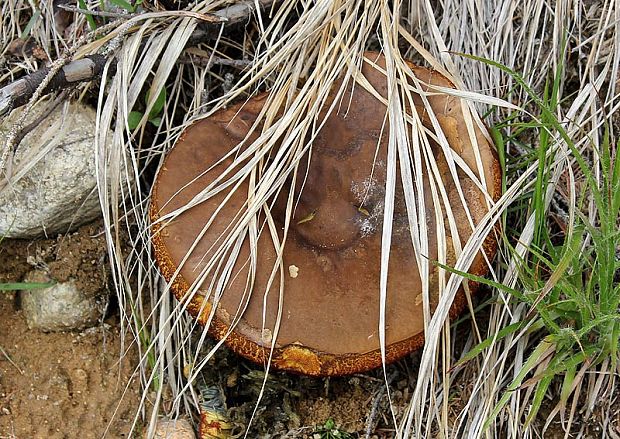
[452, 52, 620, 432]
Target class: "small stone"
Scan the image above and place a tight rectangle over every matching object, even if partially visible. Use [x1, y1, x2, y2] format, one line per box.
[19, 269, 108, 331]
[148, 419, 196, 439]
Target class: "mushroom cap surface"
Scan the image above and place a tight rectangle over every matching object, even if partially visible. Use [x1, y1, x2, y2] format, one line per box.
[151, 52, 501, 376]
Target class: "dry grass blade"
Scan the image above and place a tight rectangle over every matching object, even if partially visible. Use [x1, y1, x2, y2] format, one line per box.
[398, 0, 620, 437]
[2, 0, 618, 437]
[144, 0, 503, 436]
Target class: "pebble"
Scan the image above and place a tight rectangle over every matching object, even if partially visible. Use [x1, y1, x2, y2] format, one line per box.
[148, 419, 196, 439]
[19, 269, 108, 331]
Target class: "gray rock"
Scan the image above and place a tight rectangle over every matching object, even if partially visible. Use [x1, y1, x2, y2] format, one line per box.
[19, 270, 108, 332]
[0, 102, 109, 238]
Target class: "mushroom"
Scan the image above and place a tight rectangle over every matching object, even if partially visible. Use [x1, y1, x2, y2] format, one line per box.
[150, 52, 501, 376]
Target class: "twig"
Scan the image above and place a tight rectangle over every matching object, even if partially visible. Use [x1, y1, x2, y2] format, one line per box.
[0, 0, 275, 118]
[12, 91, 68, 148]
[0, 18, 125, 174]
[0, 54, 108, 117]
[211, 0, 276, 23]
[0, 345, 24, 375]
[0, 0, 277, 173]
[179, 52, 253, 70]
[364, 371, 398, 439]
[1, 60, 81, 176]
[57, 4, 135, 19]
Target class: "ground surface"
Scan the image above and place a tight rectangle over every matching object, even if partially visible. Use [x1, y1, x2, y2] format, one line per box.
[0, 223, 141, 439]
[0, 297, 140, 438]
[0, 222, 389, 439]
[0, 221, 610, 438]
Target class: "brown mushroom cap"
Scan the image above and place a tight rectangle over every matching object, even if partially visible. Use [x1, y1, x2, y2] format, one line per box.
[151, 52, 502, 376]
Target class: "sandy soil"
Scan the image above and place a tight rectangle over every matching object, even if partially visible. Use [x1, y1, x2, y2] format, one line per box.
[0, 299, 141, 438]
[0, 223, 142, 439]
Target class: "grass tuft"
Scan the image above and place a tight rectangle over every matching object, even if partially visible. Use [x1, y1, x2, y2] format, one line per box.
[445, 51, 620, 434]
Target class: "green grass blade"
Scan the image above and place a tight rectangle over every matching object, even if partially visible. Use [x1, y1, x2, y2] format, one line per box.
[20, 10, 40, 39]
[77, 0, 97, 30]
[452, 321, 526, 369]
[483, 337, 555, 431]
[525, 374, 553, 426]
[0, 282, 55, 291]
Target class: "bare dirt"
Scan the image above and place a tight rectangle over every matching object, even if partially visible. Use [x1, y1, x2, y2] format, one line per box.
[0, 223, 142, 439]
[0, 221, 392, 439]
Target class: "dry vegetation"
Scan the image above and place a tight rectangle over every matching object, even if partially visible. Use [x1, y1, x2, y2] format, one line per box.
[1, 0, 619, 438]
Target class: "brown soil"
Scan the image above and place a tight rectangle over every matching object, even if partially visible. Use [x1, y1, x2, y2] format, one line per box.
[0, 220, 391, 439]
[3, 220, 609, 439]
[190, 336, 407, 437]
[0, 223, 141, 439]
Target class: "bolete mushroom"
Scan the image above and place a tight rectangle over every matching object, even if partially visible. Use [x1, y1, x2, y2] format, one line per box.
[151, 52, 501, 376]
